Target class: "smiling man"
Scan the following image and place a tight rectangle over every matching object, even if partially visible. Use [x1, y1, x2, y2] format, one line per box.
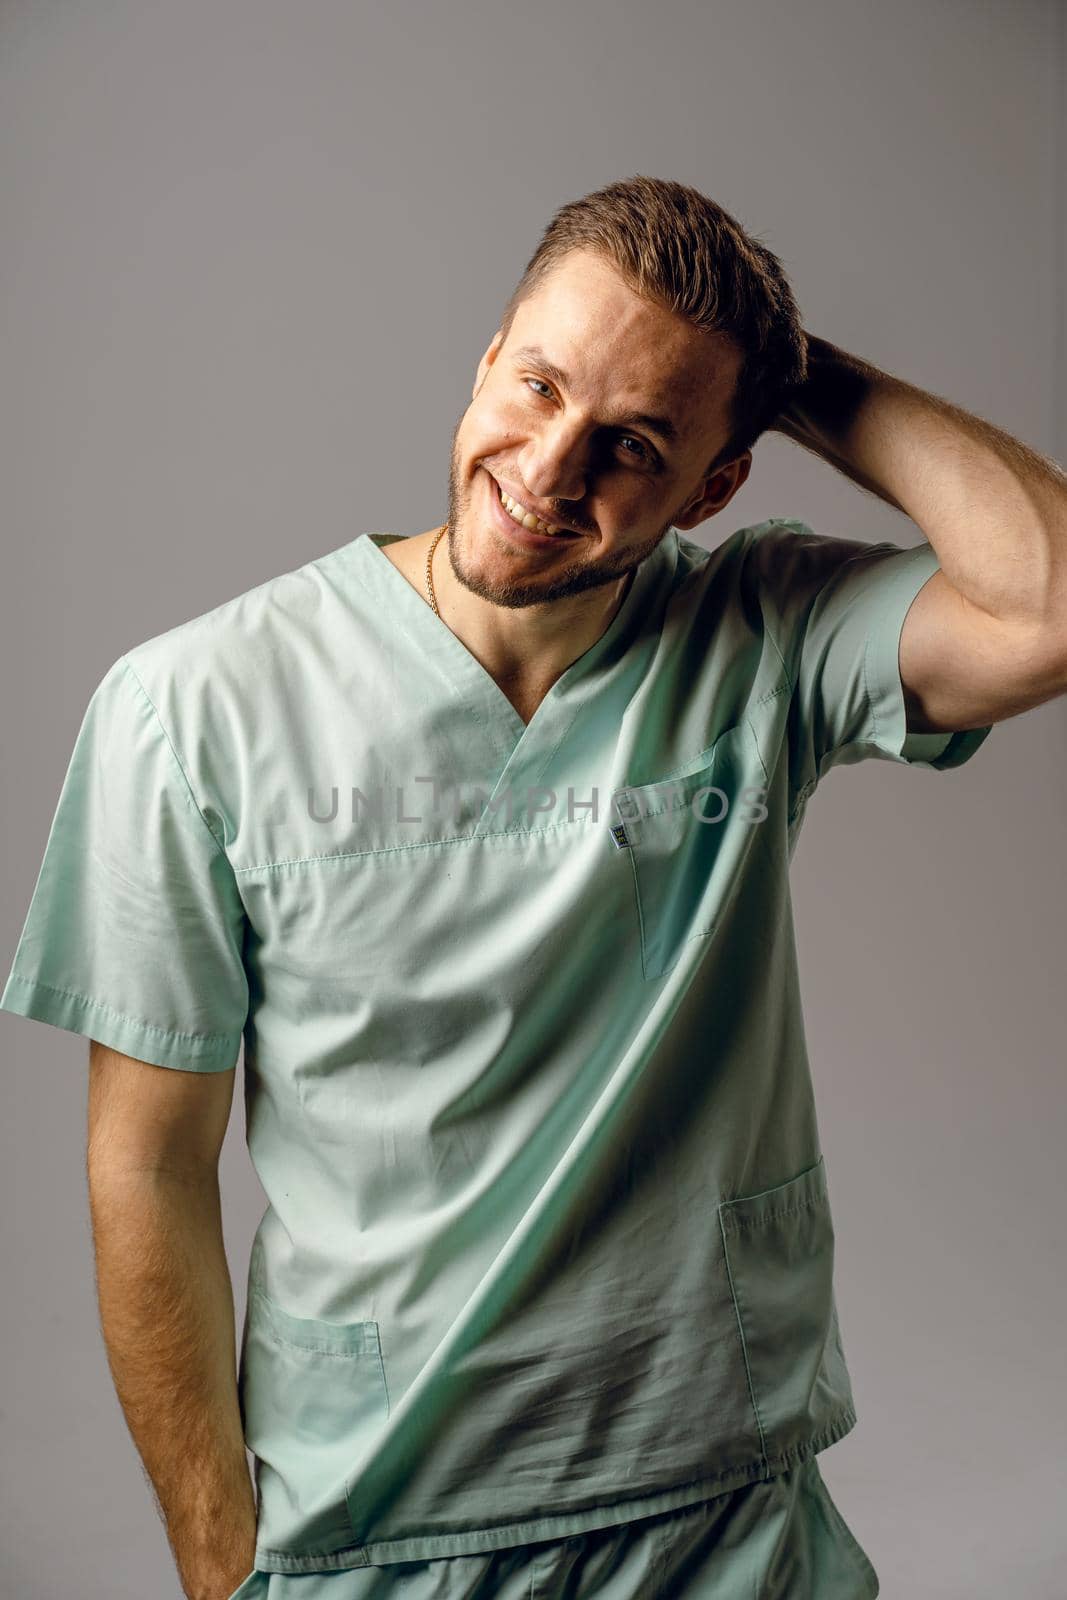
[385, 246, 750, 725]
[2, 176, 1066, 1600]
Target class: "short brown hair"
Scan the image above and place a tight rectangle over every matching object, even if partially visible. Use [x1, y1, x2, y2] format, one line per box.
[497, 175, 807, 475]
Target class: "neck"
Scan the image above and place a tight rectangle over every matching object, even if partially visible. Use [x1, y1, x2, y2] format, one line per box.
[422, 525, 633, 693]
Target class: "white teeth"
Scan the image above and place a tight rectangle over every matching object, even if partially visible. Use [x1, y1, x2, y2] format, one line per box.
[497, 484, 566, 536]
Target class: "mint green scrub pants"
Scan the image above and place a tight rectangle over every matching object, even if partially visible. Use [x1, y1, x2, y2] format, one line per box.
[226, 1457, 879, 1599]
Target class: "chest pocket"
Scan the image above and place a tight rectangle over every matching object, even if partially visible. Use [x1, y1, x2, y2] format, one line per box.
[614, 720, 768, 981]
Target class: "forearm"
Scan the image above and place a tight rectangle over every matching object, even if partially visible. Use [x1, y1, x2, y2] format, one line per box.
[773, 334, 1067, 627]
[87, 1164, 257, 1600]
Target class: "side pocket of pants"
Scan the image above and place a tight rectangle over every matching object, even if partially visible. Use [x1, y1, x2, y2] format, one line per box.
[806, 1461, 880, 1598]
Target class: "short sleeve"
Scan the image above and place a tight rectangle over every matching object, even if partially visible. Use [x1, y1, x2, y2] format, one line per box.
[750, 523, 993, 815]
[0, 655, 250, 1071]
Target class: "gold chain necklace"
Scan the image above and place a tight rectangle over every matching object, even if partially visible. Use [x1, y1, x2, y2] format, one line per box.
[426, 524, 448, 617]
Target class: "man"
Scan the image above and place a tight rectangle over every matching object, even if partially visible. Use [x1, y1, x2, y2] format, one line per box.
[2, 174, 1064, 1600]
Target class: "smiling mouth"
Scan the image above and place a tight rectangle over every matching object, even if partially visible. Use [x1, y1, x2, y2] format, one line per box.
[491, 476, 580, 538]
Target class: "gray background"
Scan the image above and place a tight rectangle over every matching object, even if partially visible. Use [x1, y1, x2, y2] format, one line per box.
[1, 2, 1064, 1596]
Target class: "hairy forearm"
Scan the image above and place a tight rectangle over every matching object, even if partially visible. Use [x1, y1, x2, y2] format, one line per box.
[773, 333, 1067, 628]
[87, 1164, 257, 1600]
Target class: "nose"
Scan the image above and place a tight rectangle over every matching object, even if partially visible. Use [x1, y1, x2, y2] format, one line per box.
[517, 418, 590, 505]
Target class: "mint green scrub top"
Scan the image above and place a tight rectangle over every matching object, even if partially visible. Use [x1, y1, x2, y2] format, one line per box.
[0, 522, 991, 1576]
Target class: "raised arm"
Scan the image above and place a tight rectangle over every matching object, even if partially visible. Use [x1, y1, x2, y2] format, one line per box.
[772, 333, 1067, 733]
[86, 1039, 257, 1600]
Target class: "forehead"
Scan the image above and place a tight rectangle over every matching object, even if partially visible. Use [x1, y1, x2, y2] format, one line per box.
[505, 248, 739, 441]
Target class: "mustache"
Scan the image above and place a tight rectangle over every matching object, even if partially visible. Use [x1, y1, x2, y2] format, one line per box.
[478, 464, 594, 536]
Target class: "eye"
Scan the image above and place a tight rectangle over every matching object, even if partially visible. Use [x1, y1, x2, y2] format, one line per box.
[522, 377, 655, 467]
[618, 435, 650, 462]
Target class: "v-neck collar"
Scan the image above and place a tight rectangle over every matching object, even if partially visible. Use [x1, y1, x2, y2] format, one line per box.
[356, 529, 677, 757]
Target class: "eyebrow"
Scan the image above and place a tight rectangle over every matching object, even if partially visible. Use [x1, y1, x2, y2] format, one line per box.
[509, 344, 681, 448]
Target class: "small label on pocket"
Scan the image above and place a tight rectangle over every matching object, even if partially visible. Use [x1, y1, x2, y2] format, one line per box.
[610, 822, 632, 849]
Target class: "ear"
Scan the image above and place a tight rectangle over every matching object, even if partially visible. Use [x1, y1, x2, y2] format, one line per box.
[473, 330, 506, 399]
[672, 450, 753, 531]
